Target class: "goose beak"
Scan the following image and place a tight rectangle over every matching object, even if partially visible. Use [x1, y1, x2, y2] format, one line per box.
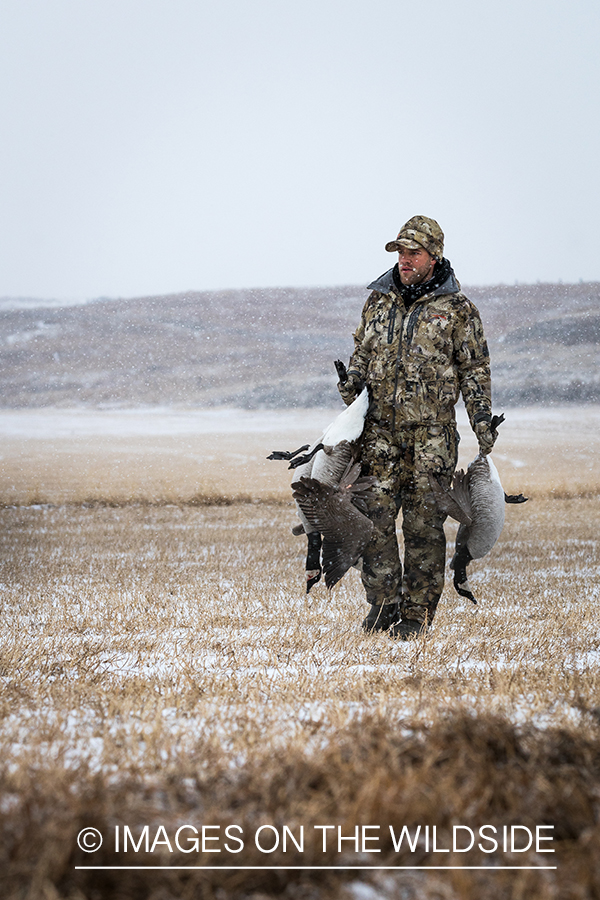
[454, 577, 477, 605]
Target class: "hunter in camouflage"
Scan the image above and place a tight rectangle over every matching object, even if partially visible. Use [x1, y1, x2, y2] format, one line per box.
[337, 215, 496, 640]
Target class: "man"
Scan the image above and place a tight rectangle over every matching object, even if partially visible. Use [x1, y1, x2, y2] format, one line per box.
[336, 215, 496, 640]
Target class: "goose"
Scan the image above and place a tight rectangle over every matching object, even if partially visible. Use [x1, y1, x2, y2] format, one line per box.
[267, 387, 377, 592]
[428, 418, 527, 603]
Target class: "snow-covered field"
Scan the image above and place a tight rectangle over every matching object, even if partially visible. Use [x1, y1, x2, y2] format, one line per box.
[1, 405, 599, 899]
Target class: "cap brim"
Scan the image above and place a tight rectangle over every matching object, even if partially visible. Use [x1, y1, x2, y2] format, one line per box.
[385, 238, 422, 252]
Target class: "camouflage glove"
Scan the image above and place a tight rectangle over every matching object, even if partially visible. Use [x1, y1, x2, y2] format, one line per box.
[473, 417, 498, 456]
[334, 360, 363, 406]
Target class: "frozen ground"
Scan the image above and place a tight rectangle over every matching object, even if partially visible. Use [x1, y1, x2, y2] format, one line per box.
[1, 496, 599, 773]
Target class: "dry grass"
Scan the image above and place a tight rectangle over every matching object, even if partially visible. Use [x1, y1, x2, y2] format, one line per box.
[1, 406, 600, 899]
[1, 405, 599, 506]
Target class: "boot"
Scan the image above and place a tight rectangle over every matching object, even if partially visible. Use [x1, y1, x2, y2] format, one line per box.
[389, 618, 427, 641]
[362, 602, 399, 633]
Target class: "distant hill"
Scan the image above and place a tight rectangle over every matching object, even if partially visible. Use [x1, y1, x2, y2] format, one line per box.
[0, 281, 598, 408]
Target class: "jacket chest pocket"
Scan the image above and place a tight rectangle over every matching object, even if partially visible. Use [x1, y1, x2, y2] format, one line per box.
[420, 314, 453, 354]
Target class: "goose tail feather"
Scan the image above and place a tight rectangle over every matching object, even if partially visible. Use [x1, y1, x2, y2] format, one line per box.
[428, 472, 473, 526]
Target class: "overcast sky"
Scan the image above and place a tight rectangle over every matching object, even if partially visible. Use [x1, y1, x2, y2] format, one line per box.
[1, 0, 598, 300]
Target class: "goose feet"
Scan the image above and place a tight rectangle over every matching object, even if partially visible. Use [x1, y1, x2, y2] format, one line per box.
[267, 444, 310, 461]
[288, 443, 324, 470]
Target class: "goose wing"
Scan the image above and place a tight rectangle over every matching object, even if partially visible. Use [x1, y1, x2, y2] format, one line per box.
[428, 470, 473, 526]
[339, 461, 377, 514]
[292, 476, 375, 589]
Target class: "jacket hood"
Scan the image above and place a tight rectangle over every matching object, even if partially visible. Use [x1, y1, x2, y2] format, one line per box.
[367, 261, 460, 298]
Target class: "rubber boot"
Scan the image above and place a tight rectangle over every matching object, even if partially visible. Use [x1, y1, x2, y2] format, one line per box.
[362, 602, 399, 633]
[389, 618, 427, 641]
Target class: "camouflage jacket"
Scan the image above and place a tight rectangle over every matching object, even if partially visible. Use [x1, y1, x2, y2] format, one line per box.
[339, 264, 492, 433]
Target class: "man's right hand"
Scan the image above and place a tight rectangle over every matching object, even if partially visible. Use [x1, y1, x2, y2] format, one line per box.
[335, 361, 365, 406]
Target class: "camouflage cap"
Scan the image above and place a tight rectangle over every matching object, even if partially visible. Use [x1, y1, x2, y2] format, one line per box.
[385, 215, 444, 259]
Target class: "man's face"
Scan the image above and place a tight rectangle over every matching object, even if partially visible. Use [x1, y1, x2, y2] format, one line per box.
[397, 246, 436, 286]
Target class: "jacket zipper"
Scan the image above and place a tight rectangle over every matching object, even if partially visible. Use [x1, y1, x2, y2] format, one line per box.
[387, 306, 397, 344]
[391, 300, 426, 432]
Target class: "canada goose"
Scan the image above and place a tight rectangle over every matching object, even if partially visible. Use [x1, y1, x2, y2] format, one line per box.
[428, 426, 528, 603]
[267, 387, 376, 591]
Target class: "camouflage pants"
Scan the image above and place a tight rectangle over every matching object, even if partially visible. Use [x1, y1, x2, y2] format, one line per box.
[360, 421, 459, 625]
